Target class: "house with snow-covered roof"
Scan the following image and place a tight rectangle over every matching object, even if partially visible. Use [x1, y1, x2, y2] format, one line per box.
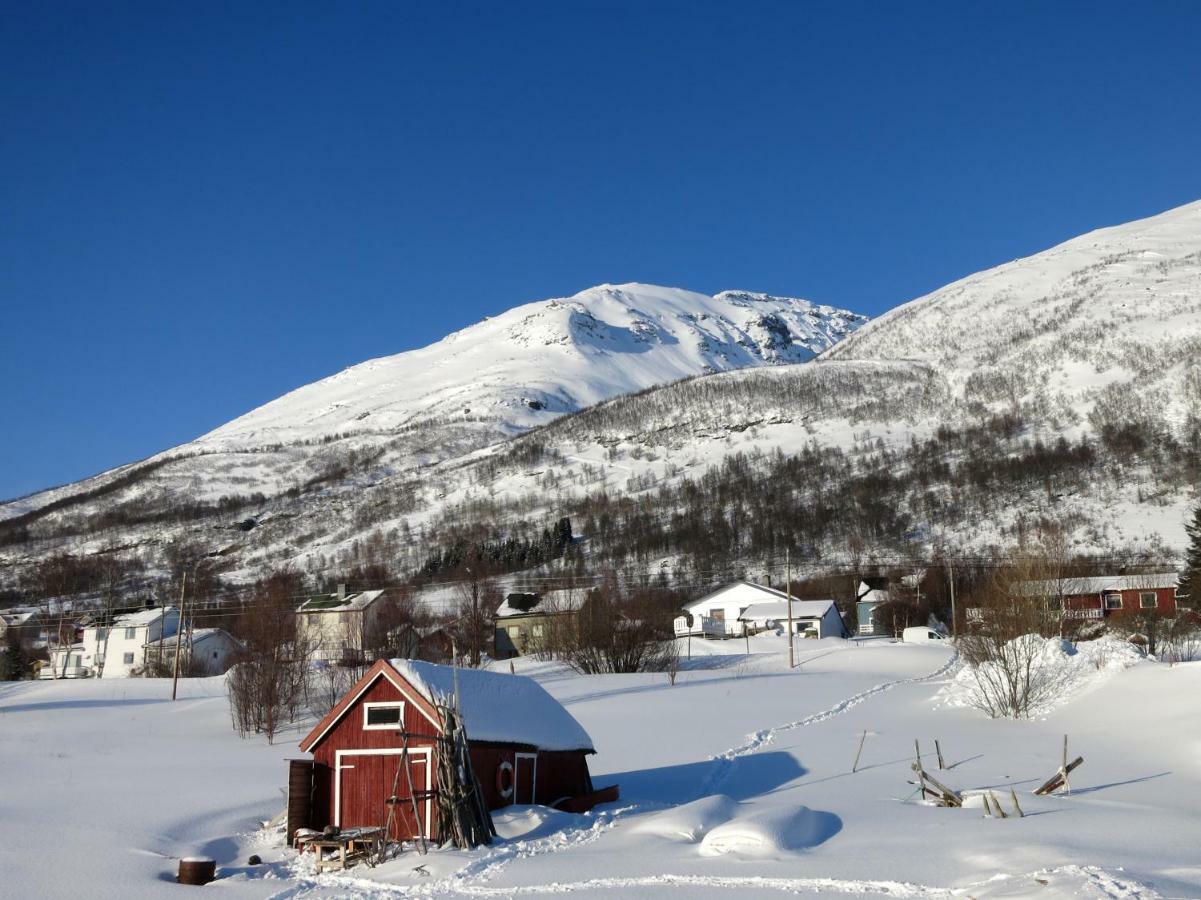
[143, 627, 241, 676]
[675, 580, 848, 639]
[855, 578, 892, 635]
[296, 586, 388, 663]
[294, 658, 617, 843]
[1016, 573, 1182, 621]
[45, 605, 180, 678]
[494, 588, 591, 659]
[737, 599, 848, 639]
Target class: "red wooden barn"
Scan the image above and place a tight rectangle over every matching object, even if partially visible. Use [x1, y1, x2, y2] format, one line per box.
[295, 658, 616, 842]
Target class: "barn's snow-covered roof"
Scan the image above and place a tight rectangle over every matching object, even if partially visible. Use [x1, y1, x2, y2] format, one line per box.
[389, 659, 594, 753]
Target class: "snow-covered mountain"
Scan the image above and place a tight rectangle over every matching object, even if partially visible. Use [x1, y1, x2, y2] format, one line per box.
[197, 283, 866, 449]
[0, 284, 866, 574]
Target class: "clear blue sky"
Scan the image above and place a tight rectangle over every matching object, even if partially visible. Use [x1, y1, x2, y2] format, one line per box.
[4, 1, 1201, 500]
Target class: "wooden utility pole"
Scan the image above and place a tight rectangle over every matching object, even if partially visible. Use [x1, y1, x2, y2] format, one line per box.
[786, 549, 795, 669]
[948, 562, 957, 637]
[171, 572, 188, 701]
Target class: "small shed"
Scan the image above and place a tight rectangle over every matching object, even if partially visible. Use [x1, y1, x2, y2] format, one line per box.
[295, 659, 616, 843]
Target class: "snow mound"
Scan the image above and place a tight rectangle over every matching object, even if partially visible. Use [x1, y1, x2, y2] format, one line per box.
[630, 795, 739, 843]
[492, 805, 584, 842]
[698, 805, 840, 857]
[940, 636, 1142, 717]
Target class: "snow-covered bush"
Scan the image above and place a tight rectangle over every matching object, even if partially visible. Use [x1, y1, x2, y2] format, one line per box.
[945, 636, 1140, 718]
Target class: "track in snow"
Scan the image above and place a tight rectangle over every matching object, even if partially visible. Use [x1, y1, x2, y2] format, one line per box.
[698, 646, 960, 797]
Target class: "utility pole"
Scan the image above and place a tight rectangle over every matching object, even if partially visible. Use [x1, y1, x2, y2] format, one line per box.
[786, 548, 795, 669]
[171, 571, 188, 701]
[948, 562, 957, 638]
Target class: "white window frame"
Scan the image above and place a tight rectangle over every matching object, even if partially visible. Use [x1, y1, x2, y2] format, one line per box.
[1103, 592, 1123, 610]
[1139, 591, 1157, 609]
[122, 652, 135, 665]
[124, 627, 137, 640]
[362, 701, 404, 731]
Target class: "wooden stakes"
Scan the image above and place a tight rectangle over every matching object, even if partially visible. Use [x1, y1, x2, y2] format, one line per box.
[935, 739, 946, 770]
[852, 731, 867, 773]
[1035, 755, 1083, 795]
[1009, 787, 1024, 817]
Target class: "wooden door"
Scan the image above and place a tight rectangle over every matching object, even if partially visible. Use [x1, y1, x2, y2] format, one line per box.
[337, 751, 430, 840]
[514, 752, 537, 805]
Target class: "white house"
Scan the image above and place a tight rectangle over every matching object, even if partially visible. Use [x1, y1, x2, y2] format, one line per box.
[675, 581, 848, 639]
[45, 606, 180, 678]
[737, 599, 848, 639]
[143, 627, 241, 676]
[296, 587, 388, 663]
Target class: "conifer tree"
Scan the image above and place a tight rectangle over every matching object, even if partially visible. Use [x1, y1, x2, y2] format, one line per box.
[1179, 503, 1201, 603]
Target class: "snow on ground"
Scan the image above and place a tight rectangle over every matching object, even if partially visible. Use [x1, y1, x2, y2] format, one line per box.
[2, 634, 1199, 898]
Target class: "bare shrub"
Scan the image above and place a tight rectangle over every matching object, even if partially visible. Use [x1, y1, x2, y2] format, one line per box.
[955, 558, 1067, 719]
[557, 579, 678, 675]
[227, 571, 314, 743]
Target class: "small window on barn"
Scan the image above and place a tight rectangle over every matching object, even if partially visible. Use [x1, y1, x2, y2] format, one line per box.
[1103, 592, 1123, 610]
[1140, 592, 1157, 609]
[363, 701, 404, 730]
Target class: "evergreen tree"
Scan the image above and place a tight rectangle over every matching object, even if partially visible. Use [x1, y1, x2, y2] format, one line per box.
[1179, 503, 1201, 603]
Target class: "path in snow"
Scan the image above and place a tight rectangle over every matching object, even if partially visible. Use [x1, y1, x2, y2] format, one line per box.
[699, 646, 961, 796]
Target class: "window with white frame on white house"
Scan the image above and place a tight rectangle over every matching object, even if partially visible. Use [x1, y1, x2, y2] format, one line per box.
[362, 701, 403, 730]
[124, 627, 137, 639]
[123, 652, 135, 665]
[1140, 592, 1157, 609]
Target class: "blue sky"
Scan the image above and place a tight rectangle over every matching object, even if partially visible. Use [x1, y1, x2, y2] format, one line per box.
[3, 1, 1201, 500]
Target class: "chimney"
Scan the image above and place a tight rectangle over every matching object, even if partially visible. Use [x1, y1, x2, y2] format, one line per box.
[337, 583, 346, 602]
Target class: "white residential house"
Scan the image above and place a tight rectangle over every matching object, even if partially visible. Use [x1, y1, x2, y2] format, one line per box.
[45, 606, 180, 678]
[296, 587, 388, 663]
[675, 581, 848, 639]
[143, 628, 241, 676]
[737, 599, 849, 639]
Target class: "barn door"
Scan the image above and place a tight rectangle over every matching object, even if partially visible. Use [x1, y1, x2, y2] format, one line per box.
[514, 752, 537, 805]
[336, 750, 430, 841]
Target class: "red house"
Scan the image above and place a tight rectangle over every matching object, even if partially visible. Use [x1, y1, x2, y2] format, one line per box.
[1022, 573, 1182, 621]
[295, 659, 616, 842]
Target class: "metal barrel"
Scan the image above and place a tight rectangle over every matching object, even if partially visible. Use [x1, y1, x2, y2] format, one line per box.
[177, 857, 216, 885]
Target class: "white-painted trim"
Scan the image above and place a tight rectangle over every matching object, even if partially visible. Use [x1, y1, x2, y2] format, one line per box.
[515, 751, 538, 805]
[335, 747, 433, 838]
[304, 665, 442, 750]
[362, 701, 405, 730]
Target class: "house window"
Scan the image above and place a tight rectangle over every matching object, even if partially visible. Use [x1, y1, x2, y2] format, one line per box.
[508, 626, 520, 638]
[362, 701, 404, 730]
[1140, 592, 1157, 609]
[532, 624, 544, 638]
[123, 652, 135, 665]
[1103, 592, 1123, 610]
[125, 627, 137, 639]
[95, 627, 107, 641]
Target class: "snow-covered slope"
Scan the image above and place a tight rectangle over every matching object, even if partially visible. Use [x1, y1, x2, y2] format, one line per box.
[824, 199, 1201, 430]
[198, 283, 866, 449]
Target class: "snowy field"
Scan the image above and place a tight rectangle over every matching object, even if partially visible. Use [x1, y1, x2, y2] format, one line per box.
[2, 635, 1200, 898]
